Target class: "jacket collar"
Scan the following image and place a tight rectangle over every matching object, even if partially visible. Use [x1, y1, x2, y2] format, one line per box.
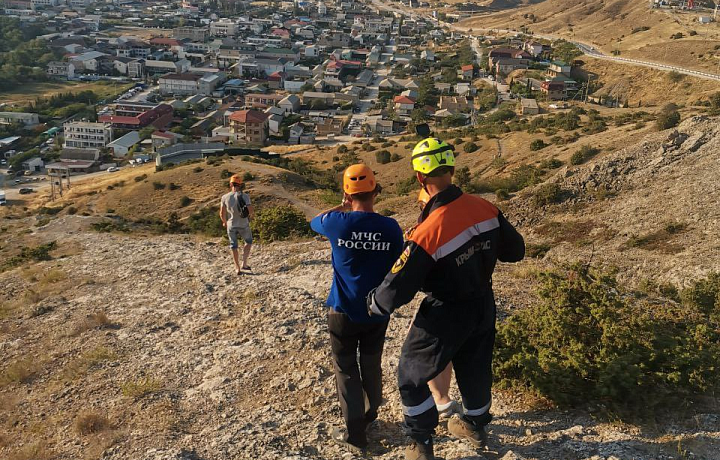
[419, 184, 463, 223]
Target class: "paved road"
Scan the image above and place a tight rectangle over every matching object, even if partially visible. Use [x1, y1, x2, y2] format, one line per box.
[372, 0, 720, 82]
[0, 168, 127, 204]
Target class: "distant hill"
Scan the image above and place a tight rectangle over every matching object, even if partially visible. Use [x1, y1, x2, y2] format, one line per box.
[461, 0, 720, 73]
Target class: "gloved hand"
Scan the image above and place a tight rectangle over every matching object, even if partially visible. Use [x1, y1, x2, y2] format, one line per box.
[366, 289, 389, 318]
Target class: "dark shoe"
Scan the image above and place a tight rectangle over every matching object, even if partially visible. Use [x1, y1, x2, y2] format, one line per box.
[331, 427, 367, 453]
[241, 265, 252, 271]
[448, 415, 488, 448]
[405, 437, 434, 460]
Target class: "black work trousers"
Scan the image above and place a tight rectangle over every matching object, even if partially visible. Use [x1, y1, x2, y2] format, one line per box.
[328, 310, 390, 445]
[398, 295, 496, 442]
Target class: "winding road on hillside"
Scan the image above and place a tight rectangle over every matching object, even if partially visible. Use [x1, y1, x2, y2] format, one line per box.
[371, 0, 720, 82]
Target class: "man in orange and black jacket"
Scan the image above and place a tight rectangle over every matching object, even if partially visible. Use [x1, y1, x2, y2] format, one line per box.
[367, 137, 525, 460]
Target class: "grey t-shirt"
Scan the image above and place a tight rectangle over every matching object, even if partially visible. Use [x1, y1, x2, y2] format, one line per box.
[221, 191, 251, 228]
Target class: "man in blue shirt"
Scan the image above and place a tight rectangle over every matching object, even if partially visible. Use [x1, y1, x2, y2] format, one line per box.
[311, 164, 403, 451]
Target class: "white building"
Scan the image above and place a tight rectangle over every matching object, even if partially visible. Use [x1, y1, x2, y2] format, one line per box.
[107, 131, 140, 157]
[210, 20, 239, 36]
[63, 122, 113, 149]
[0, 112, 40, 127]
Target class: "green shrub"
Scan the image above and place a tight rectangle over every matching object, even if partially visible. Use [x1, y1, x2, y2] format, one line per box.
[337, 145, 348, 153]
[495, 189, 510, 201]
[362, 143, 375, 152]
[134, 174, 147, 182]
[381, 142, 393, 148]
[463, 142, 479, 153]
[179, 196, 193, 207]
[570, 146, 600, 165]
[242, 172, 255, 181]
[540, 158, 563, 169]
[656, 104, 680, 130]
[186, 206, 224, 237]
[454, 166, 472, 189]
[495, 264, 720, 419]
[4, 241, 58, 271]
[531, 183, 564, 207]
[90, 220, 130, 233]
[168, 183, 180, 191]
[152, 182, 166, 190]
[220, 169, 233, 179]
[390, 153, 402, 162]
[525, 243, 551, 258]
[454, 137, 464, 145]
[396, 175, 418, 195]
[251, 206, 312, 243]
[680, 273, 720, 321]
[529, 139, 547, 151]
[379, 209, 395, 216]
[375, 150, 391, 164]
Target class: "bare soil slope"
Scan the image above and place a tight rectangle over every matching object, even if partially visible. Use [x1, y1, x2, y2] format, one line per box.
[460, 0, 720, 73]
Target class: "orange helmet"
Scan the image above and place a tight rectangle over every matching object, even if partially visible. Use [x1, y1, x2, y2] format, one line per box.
[343, 164, 376, 195]
[417, 188, 431, 205]
[229, 174, 243, 186]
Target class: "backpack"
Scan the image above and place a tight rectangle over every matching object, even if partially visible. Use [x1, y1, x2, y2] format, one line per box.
[236, 193, 249, 218]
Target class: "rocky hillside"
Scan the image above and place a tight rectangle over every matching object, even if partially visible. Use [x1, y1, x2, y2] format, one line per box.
[1, 116, 720, 459]
[514, 115, 720, 286]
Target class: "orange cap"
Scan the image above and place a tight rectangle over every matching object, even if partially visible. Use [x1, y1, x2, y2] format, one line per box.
[343, 164, 376, 194]
[229, 174, 243, 185]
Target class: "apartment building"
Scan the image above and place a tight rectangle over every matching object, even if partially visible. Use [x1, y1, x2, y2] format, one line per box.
[229, 109, 269, 146]
[159, 73, 201, 96]
[63, 122, 113, 149]
[210, 20, 239, 36]
[173, 27, 209, 42]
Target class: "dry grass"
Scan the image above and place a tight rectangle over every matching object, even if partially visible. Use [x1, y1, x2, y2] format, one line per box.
[62, 346, 118, 381]
[74, 412, 111, 435]
[120, 377, 163, 398]
[0, 358, 39, 386]
[70, 311, 115, 337]
[623, 222, 688, 254]
[7, 442, 53, 460]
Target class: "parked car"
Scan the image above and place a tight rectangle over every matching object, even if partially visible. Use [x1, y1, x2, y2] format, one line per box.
[19, 188, 34, 194]
[107, 166, 119, 172]
[24, 170, 33, 176]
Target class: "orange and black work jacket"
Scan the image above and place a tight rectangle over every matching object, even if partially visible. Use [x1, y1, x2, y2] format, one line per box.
[368, 185, 525, 315]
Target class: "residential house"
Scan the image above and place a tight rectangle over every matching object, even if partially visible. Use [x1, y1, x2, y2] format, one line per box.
[438, 96, 471, 113]
[547, 61, 572, 78]
[278, 94, 301, 114]
[494, 58, 530, 76]
[173, 27, 209, 42]
[460, 64, 474, 81]
[488, 47, 532, 68]
[99, 103, 173, 130]
[151, 131, 182, 151]
[47, 61, 75, 78]
[523, 41, 551, 59]
[211, 20, 239, 36]
[244, 93, 285, 108]
[540, 80, 565, 100]
[520, 98, 539, 115]
[0, 112, 39, 127]
[302, 91, 336, 107]
[316, 117, 345, 136]
[364, 116, 394, 134]
[393, 95, 416, 117]
[107, 131, 140, 157]
[21, 157, 44, 172]
[228, 109, 269, 146]
[145, 59, 191, 76]
[421, 50, 435, 61]
[63, 122, 112, 149]
[267, 113, 283, 136]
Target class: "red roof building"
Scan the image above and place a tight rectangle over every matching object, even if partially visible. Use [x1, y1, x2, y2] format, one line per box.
[229, 110, 269, 146]
[99, 103, 173, 130]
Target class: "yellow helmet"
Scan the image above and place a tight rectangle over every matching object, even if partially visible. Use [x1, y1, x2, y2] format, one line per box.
[411, 138, 455, 175]
[417, 188, 431, 205]
[343, 164, 377, 194]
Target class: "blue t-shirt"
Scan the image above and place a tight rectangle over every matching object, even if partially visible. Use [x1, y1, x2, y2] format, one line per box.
[311, 211, 403, 323]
